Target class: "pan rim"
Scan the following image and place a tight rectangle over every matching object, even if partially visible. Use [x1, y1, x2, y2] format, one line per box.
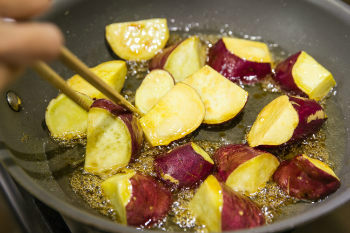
[1, 0, 350, 232]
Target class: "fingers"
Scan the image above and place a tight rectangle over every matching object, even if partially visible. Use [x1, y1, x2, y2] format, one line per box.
[0, 0, 51, 19]
[0, 22, 64, 65]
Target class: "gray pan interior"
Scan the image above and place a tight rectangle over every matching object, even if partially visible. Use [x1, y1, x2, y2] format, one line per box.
[0, 0, 350, 232]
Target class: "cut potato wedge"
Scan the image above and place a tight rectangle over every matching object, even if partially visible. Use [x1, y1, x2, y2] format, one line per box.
[225, 152, 279, 194]
[183, 65, 248, 124]
[154, 142, 214, 188]
[150, 36, 205, 82]
[247, 95, 299, 147]
[163, 36, 204, 82]
[223, 37, 272, 63]
[208, 37, 272, 84]
[67, 60, 126, 99]
[101, 169, 136, 224]
[135, 69, 174, 114]
[102, 169, 172, 226]
[45, 93, 93, 140]
[214, 144, 280, 194]
[273, 154, 340, 200]
[189, 175, 223, 232]
[84, 100, 143, 177]
[274, 51, 336, 101]
[106, 18, 169, 61]
[247, 95, 326, 147]
[84, 107, 132, 175]
[189, 175, 265, 232]
[140, 83, 205, 146]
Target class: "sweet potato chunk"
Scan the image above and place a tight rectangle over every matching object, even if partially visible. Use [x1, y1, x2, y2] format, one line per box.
[274, 51, 336, 101]
[150, 36, 205, 82]
[84, 100, 143, 176]
[247, 95, 326, 147]
[67, 60, 127, 99]
[106, 18, 169, 61]
[45, 93, 93, 140]
[189, 175, 223, 232]
[140, 83, 205, 146]
[214, 144, 279, 194]
[208, 37, 272, 84]
[182, 65, 248, 124]
[102, 169, 172, 226]
[101, 169, 136, 224]
[135, 69, 174, 114]
[154, 142, 214, 188]
[273, 154, 340, 200]
[189, 175, 265, 232]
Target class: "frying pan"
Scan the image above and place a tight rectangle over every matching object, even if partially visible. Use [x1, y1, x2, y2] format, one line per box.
[0, 0, 349, 232]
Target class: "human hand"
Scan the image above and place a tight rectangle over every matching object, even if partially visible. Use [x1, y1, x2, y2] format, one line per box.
[0, 0, 63, 89]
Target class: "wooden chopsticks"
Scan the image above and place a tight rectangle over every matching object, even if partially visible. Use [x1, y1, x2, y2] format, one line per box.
[32, 46, 143, 116]
[33, 61, 92, 111]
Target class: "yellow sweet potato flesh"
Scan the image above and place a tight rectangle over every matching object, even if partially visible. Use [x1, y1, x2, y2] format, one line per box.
[135, 69, 174, 114]
[164, 36, 205, 82]
[223, 37, 272, 63]
[101, 169, 136, 224]
[140, 83, 205, 146]
[183, 65, 248, 124]
[67, 60, 126, 99]
[45, 93, 92, 140]
[189, 175, 223, 232]
[84, 108, 131, 176]
[247, 95, 299, 147]
[293, 51, 336, 101]
[303, 155, 339, 180]
[226, 153, 280, 194]
[106, 18, 169, 61]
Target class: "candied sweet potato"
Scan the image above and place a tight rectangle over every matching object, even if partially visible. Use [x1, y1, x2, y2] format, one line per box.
[274, 51, 336, 101]
[247, 95, 326, 147]
[102, 169, 172, 226]
[45, 93, 93, 140]
[150, 36, 205, 82]
[135, 69, 174, 114]
[208, 37, 272, 84]
[214, 144, 279, 194]
[182, 65, 248, 124]
[189, 175, 265, 232]
[154, 142, 214, 188]
[273, 154, 340, 200]
[84, 99, 143, 176]
[140, 83, 205, 146]
[106, 19, 169, 61]
[67, 60, 126, 99]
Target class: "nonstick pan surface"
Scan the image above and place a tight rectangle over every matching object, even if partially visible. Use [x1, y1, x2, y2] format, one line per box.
[0, 0, 350, 232]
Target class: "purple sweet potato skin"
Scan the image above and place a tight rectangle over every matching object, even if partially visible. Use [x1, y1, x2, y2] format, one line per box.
[221, 184, 265, 231]
[289, 96, 326, 143]
[274, 51, 306, 96]
[154, 143, 214, 188]
[208, 39, 272, 84]
[91, 99, 143, 158]
[91, 99, 130, 115]
[149, 42, 180, 70]
[273, 155, 340, 200]
[213, 144, 265, 182]
[119, 114, 143, 159]
[126, 174, 172, 226]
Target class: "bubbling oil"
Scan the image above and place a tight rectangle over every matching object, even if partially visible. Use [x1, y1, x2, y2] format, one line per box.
[69, 31, 341, 231]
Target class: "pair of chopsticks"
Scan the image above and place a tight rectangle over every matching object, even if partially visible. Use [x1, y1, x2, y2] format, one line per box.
[32, 46, 143, 116]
